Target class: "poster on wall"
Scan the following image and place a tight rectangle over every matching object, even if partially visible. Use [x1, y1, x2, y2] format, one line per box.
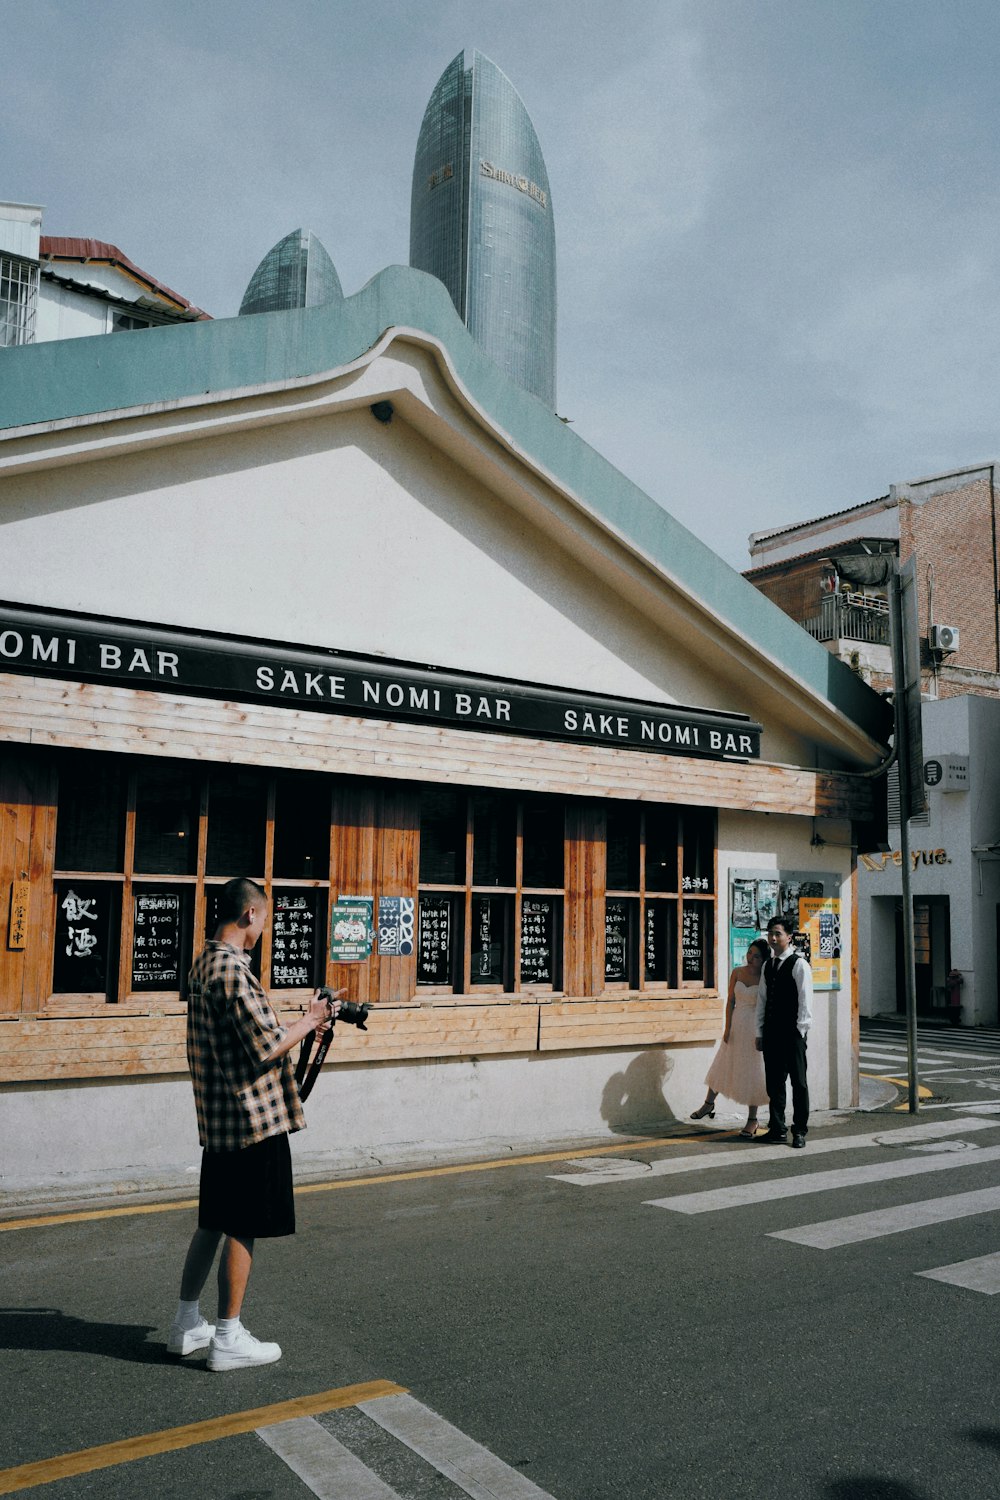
[330, 897, 374, 962]
[378, 896, 415, 957]
[799, 896, 842, 988]
[728, 870, 841, 990]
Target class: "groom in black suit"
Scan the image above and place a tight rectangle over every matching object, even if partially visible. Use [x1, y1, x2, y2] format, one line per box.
[754, 916, 813, 1148]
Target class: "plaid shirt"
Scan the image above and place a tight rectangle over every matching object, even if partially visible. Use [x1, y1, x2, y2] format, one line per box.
[186, 940, 305, 1152]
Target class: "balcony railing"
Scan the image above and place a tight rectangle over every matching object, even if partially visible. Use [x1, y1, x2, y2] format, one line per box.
[801, 595, 891, 646]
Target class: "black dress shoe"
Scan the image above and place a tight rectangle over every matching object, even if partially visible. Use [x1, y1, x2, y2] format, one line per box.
[762, 1131, 787, 1143]
[791, 1133, 806, 1149]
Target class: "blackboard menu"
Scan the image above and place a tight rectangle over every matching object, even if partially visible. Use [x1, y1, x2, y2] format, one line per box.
[471, 895, 507, 985]
[271, 891, 319, 989]
[645, 900, 675, 985]
[417, 895, 453, 985]
[682, 901, 707, 982]
[605, 898, 632, 984]
[132, 890, 184, 991]
[521, 898, 558, 986]
[53, 882, 115, 995]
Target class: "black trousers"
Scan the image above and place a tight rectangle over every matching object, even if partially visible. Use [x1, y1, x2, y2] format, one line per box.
[763, 1029, 809, 1135]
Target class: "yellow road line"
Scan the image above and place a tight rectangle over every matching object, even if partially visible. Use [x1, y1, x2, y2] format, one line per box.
[0, 1379, 405, 1495]
[0, 1131, 730, 1233]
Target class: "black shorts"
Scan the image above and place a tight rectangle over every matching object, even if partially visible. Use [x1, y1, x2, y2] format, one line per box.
[198, 1132, 295, 1239]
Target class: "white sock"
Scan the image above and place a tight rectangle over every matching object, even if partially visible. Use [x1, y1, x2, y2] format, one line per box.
[215, 1317, 241, 1341]
[174, 1298, 201, 1329]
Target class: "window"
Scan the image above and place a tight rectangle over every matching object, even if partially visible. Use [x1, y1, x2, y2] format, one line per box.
[417, 788, 565, 993]
[603, 805, 716, 990]
[50, 752, 331, 1001]
[0, 254, 38, 346]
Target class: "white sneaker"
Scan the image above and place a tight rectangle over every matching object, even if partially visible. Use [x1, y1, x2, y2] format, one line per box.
[167, 1316, 216, 1356]
[207, 1326, 282, 1372]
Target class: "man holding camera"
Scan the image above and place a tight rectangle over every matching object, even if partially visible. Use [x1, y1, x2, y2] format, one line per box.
[168, 876, 342, 1371]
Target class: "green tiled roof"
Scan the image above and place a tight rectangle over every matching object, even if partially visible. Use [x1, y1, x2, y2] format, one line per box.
[0, 264, 892, 749]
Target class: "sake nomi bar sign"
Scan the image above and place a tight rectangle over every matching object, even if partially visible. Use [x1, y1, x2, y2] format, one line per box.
[0, 604, 762, 761]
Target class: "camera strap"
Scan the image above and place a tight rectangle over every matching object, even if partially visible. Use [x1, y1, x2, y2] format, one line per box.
[296, 1022, 336, 1103]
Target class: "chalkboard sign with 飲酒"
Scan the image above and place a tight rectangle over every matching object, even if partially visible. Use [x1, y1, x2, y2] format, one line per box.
[271, 891, 318, 988]
[132, 890, 184, 991]
[53, 881, 116, 996]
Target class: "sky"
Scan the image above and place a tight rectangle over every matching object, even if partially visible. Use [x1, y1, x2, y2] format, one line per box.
[6, 0, 1000, 568]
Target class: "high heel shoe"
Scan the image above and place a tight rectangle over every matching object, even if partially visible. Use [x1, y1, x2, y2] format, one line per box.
[739, 1121, 760, 1138]
[690, 1101, 715, 1120]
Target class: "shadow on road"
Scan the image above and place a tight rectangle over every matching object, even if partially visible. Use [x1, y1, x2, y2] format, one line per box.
[966, 1426, 1000, 1452]
[0, 1306, 172, 1366]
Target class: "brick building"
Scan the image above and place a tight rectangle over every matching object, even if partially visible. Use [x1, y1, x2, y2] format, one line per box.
[744, 464, 1000, 1028]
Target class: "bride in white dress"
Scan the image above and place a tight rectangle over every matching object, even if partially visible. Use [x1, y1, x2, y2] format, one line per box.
[690, 938, 770, 1137]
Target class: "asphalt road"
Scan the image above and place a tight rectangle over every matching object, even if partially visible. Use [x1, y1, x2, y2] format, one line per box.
[3, 1023, 1000, 1500]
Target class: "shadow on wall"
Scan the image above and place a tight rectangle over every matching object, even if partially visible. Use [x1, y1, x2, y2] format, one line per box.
[600, 1050, 676, 1135]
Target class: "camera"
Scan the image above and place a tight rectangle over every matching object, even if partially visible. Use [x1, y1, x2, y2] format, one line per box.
[319, 990, 369, 1030]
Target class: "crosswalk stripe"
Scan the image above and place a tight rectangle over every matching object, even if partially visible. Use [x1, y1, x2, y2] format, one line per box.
[644, 1142, 1000, 1215]
[769, 1187, 1000, 1248]
[916, 1250, 1000, 1294]
[548, 1117, 995, 1187]
[258, 1418, 402, 1500]
[359, 1393, 557, 1500]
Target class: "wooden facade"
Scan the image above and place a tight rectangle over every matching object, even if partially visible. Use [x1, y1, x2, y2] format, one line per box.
[0, 669, 879, 1085]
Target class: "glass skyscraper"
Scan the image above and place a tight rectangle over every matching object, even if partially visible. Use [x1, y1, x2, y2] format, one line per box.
[239, 230, 342, 316]
[410, 51, 556, 407]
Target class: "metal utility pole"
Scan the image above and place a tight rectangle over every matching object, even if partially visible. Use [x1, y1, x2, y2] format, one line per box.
[888, 556, 926, 1112]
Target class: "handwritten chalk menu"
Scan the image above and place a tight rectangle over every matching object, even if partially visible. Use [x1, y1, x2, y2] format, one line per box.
[682, 901, 707, 982]
[417, 895, 452, 985]
[204, 888, 261, 978]
[271, 891, 318, 988]
[644, 900, 674, 985]
[604, 899, 631, 983]
[520, 898, 558, 986]
[53, 882, 115, 995]
[132, 890, 184, 991]
[471, 895, 507, 985]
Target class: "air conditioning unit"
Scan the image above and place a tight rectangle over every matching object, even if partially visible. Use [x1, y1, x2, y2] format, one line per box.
[929, 623, 960, 654]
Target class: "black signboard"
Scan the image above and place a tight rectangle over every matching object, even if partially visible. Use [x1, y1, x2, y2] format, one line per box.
[131, 889, 184, 991]
[417, 895, 453, 985]
[682, 901, 709, 983]
[520, 898, 559, 986]
[471, 895, 508, 985]
[605, 899, 632, 984]
[0, 603, 762, 762]
[644, 899, 676, 985]
[53, 881, 116, 995]
[271, 891, 319, 989]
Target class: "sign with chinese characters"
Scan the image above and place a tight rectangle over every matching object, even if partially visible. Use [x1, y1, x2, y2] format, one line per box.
[272, 891, 318, 988]
[53, 883, 112, 995]
[604, 899, 630, 984]
[520, 898, 557, 986]
[131, 890, 183, 991]
[8, 881, 28, 950]
[0, 604, 761, 763]
[378, 897, 415, 957]
[682, 903, 707, 982]
[799, 896, 842, 989]
[417, 895, 452, 985]
[472, 895, 506, 984]
[330, 899, 374, 963]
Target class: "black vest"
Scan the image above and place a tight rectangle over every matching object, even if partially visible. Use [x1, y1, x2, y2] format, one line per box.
[762, 951, 805, 1031]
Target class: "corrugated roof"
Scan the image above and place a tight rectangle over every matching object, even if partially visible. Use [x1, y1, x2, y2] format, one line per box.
[39, 237, 210, 318]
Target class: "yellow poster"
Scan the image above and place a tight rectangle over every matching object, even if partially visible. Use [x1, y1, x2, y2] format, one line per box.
[799, 896, 841, 989]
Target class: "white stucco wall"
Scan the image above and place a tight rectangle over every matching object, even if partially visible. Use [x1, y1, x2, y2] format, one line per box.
[857, 694, 1000, 1026]
[0, 403, 813, 763]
